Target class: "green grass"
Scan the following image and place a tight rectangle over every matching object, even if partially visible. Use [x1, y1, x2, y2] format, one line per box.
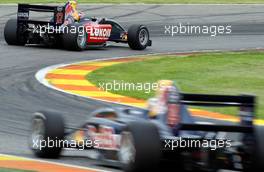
[1, 0, 264, 4]
[88, 52, 264, 119]
[0, 168, 35, 172]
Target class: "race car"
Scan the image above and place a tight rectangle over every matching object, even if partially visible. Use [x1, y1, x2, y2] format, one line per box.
[4, 2, 152, 51]
[29, 80, 264, 172]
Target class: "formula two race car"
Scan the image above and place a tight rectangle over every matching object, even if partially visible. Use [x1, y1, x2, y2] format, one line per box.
[29, 80, 264, 172]
[4, 3, 152, 51]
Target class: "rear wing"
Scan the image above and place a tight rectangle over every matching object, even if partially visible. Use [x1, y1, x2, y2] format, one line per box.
[177, 93, 256, 133]
[17, 4, 65, 26]
[181, 93, 255, 108]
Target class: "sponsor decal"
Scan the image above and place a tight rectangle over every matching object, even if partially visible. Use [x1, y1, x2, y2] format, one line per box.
[87, 125, 121, 150]
[168, 102, 180, 127]
[86, 25, 112, 43]
[167, 86, 181, 127]
[57, 6, 64, 12]
[90, 27, 111, 38]
[121, 33, 128, 41]
[56, 12, 64, 24]
[18, 12, 29, 18]
[74, 130, 85, 144]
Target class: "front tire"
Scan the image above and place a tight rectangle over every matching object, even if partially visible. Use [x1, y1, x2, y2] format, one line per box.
[62, 24, 87, 51]
[29, 111, 65, 158]
[4, 19, 26, 45]
[118, 121, 161, 172]
[127, 25, 150, 50]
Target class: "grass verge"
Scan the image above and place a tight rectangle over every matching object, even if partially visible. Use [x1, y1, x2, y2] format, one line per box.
[88, 51, 264, 119]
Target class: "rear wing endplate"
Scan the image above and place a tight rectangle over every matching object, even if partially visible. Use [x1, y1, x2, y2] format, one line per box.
[17, 4, 65, 26]
[182, 93, 255, 125]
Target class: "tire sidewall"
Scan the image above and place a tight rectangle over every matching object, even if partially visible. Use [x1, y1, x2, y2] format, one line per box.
[119, 121, 161, 172]
[4, 19, 26, 45]
[128, 25, 150, 50]
[29, 112, 65, 158]
[253, 126, 264, 170]
[62, 24, 87, 51]
[76, 26, 87, 50]
[137, 26, 149, 48]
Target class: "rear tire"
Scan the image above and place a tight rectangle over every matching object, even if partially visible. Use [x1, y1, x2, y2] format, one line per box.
[62, 24, 87, 51]
[127, 25, 150, 50]
[253, 126, 264, 170]
[29, 111, 65, 158]
[118, 121, 161, 172]
[4, 19, 26, 45]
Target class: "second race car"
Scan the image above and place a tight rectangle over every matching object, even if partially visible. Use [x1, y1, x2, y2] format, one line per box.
[29, 80, 264, 172]
[4, 1, 152, 51]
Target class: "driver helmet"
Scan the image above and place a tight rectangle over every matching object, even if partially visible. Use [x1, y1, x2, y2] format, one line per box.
[69, 0, 78, 10]
[147, 80, 174, 117]
[65, 0, 80, 22]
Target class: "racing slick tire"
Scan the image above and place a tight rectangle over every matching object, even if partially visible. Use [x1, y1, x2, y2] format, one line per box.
[62, 24, 87, 51]
[127, 25, 150, 50]
[253, 126, 264, 170]
[118, 121, 162, 172]
[29, 111, 65, 158]
[4, 19, 26, 45]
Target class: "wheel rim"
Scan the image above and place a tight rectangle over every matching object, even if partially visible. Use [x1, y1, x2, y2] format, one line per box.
[30, 118, 45, 150]
[118, 131, 136, 165]
[77, 29, 87, 49]
[139, 28, 149, 46]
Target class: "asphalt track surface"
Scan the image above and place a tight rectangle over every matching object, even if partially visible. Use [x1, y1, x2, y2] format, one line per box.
[1, 4, 264, 171]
